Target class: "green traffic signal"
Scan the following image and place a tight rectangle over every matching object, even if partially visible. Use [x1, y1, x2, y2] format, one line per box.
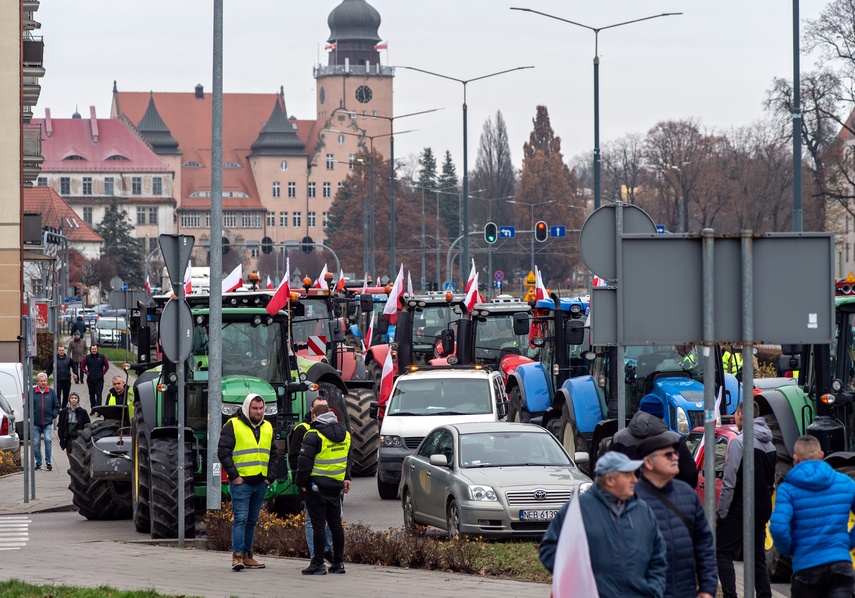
[484, 222, 498, 244]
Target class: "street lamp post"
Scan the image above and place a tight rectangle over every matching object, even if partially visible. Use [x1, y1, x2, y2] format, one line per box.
[511, 8, 680, 210]
[508, 199, 554, 272]
[399, 65, 534, 273]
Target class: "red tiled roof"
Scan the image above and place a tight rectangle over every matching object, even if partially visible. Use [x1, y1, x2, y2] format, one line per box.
[23, 187, 103, 243]
[116, 91, 308, 211]
[32, 117, 172, 173]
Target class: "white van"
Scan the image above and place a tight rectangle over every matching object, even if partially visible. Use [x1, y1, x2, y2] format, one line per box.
[376, 367, 508, 499]
[0, 363, 24, 438]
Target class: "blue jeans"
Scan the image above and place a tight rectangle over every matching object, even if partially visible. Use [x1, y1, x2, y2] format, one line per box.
[229, 481, 267, 555]
[32, 424, 52, 466]
[305, 506, 333, 559]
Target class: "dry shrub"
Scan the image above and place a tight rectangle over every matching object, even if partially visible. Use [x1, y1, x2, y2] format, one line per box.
[0, 447, 22, 476]
[202, 507, 307, 557]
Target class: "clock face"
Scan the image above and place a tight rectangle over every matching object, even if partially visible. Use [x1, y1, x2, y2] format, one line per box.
[355, 85, 373, 104]
[319, 87, 325, 105]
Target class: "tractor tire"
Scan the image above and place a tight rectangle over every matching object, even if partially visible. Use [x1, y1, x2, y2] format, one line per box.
[765, 458, 793, 582]
[67, 419, 133, 520]
[149, 437, 195, 539]
[346, 388, 379, 476]
[131, 408, 151, 534]
[318, 382, 350, 431]
[507, 386, 531, 423]
[368, 361, 383, 397]
[559, 403, 589, 464]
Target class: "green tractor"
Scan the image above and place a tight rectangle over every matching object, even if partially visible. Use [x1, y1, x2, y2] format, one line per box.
[67, 291, 334, 538]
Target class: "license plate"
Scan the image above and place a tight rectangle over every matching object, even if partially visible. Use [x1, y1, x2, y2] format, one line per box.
[519, 509, 557, 521]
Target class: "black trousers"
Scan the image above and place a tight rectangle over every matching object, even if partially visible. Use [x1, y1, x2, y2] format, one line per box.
[56, 380, 71, 409]
[87, 377, 104, 408]
[716, 515, 772, 598]
[791, 561, 854, 598]
[304, 487, 344, 567]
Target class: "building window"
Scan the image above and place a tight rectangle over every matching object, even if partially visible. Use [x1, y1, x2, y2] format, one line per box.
[362, 110, 367, 119]
[224, 212, 237, 227]
[322, 182, 331, 198]
[60, 177, 70, 195]
[326, 154, 334, 170]
[293, 212, 302, 227]
[241, 212, 261, 228]
[180, 212, 201, 228]
[36, 177, 46, 187]
[182, 161, 203, 168]
[153, 177, 163, 196]
[308, 183, 316, 198]
[149, 237, 158, 252]
[267, 212, 275, 227]
[250, 245, 259, 258]
[104, 177, 114, 195]
[338, 134, 345, 145]
[137, 207, 146, 225]
[82, 177, 92, 195]
[338, 182, 344, 191]
[149, 208, 158, 224]
[132, 177, 142, 195]
[273, 182, 281, 198]
[83, 207, 92, 225]
[223, 161, 241, 169]
[308, 212, 317, 227]
[280, 160, 288, 171]
[205, 213, 211, 228]
[280, 212, 288, 227]
[372, 111, 377, 119]
[323, 212, 330, 227]
[288, 182, 296, 198]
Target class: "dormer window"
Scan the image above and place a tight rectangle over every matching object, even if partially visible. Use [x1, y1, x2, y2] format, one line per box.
[63, 155, 85, 161]
[223, 161, 241, 168]
[183, 161, 204, 168]
[106, 154, 129, 161]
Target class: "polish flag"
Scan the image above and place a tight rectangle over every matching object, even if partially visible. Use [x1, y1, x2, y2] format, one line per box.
[407, 271, 414, 296]
[336, 269, 346, 292]
[552, 495, 599, 598]
[183, 260, 193, 296]
[378, 348, 395, 408]
[464, 259, 477, 293]
[266, 258, 290, 317]
[534, 266, 548, 301]
[266, 275, 273, 290]
[374, 41, 388, 50]
[325, 43, 337, 51]
[361, 274, 368, 293]
[145, 275, 151, 295]
[382, 264, 405, 325]
[314, 264, 329, 290]
[222, 263, 243, 293]
[364, 311, 375, 356]
[592, 275, 608, 287]
[464, 271, 480, 312]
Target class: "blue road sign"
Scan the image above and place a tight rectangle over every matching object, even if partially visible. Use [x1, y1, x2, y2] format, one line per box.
[499, 226, 515, 238]
[494, 269, 505, 281]
[63, 297, 82, 303]
[444, 281, 456, 292]
[121, 282, 129, 291]
[550, 226, 566, 238]
[656, 225, 666, 234]
[493, 280, 502, 289]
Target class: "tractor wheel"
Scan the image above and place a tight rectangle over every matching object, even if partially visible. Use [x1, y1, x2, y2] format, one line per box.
[346, 388, 379, 476]
[368, 361, 383, 397]
[559, 403, 589, 465]
[507, 386, 531, 423]
[131, 408, 151, 533]
[149, 437, 195, 539]
[318, 382, 351, 431]
[68, 419, 133, 520]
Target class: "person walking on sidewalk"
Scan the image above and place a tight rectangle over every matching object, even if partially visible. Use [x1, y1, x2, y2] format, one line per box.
[70, 315, 87, 339]
[770, 435, 855, 598]
[218, 393, 277, 572]
[58, 391, 90, 458]
[31, 372, 60, 471]
[46, 345, 77, 409]
[68, 331, 87, 384]
[296, 402, 351, 576]
[81, 344, 109, 409]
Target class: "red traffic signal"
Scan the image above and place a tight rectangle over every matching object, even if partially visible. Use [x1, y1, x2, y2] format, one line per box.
[534, 221, 548, 242]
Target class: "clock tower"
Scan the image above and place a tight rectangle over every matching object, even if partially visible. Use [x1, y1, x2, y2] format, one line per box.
[315, 0, 394, 157]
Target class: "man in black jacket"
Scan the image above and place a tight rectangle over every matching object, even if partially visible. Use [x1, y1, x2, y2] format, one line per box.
[296, 402, 351, 575]
[81, 344, 109, 409]
[636, 431, 717, 598]
[46, 345, 77, 409]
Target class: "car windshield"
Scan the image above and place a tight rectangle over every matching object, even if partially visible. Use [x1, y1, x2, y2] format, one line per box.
[459, 431, 571, 468]
[387, 378, 492, 415]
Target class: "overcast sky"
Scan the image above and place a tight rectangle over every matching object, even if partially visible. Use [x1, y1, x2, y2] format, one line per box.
[37, 1, 828, 172]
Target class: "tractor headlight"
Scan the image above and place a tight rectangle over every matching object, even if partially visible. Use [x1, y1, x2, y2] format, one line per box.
[379, 434, 402, 447]
[221, 404, 241, 416]
[676, 408, 690, 435]
[468, 485, 497, 501]
[264, 404, 278, 416]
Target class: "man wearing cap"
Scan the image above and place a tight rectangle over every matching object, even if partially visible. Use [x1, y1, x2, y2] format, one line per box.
[540, 451, 666, 597]
[636, 431, 716, 598]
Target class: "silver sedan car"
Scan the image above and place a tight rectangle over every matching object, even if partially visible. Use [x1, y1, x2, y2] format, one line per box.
[400, 422, 592, 538]
[0, 391, 20, 452]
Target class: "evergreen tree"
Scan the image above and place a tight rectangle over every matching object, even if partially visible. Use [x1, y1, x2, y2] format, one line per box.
[95, 203, 144, 287]
[438, 150, 460, 240]
[418, 147, 438, 191]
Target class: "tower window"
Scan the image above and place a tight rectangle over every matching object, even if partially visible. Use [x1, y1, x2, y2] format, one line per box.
[326, 154, 335, 170]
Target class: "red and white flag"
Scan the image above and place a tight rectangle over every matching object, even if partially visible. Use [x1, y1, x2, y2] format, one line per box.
[145, 275, 151, 295]
[378, 348, 395, 407]
[266, 275, 273, 290]
[592, 275, 608, 287]
[552, 495, 599, 598]
[222, 263, 243, 293]
[464, 271, 480, 312]
[183, 260, 193, 296]
[382, 264, 405, 325]
[534, 266, 548, 301]
[374, 41, 388, 50]
[361, 274, 368, 294]
[325, 42, 337, 51]
[314, 264, 329, 290]
[407, 271, 414, 296]
[266, 257, 290, 317]
[464, 259, 477, 293]
[364, 311, 375, 355]
[336, 269, 346, 292]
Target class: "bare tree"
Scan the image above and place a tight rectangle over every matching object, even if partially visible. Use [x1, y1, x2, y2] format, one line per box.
[601, 133, 645, 204]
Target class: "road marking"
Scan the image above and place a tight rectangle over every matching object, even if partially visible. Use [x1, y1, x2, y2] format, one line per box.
[0, 516, 30, 550]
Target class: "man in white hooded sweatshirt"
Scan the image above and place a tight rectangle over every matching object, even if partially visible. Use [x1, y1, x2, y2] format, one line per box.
[218, 393, 277, 571]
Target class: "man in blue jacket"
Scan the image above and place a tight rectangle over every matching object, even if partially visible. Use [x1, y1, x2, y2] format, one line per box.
[636, 431, 716, 598]
[540, 451, 667, 597]
[32, 372, 60, 471]
[770, 435, 855, 597]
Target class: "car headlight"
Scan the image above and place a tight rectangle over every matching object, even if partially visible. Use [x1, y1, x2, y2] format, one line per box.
[676, 408, 690, 435]
[221, 404, 241, 416]
[379, 434, 402, 447]
[467, 485, 497, 501]
[264, 404, 278, 416]
[579, 482, 592, 493]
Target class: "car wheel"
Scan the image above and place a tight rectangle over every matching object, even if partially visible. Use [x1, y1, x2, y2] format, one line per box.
[446, 497, 460, 539]
[402, 488, 418, 534]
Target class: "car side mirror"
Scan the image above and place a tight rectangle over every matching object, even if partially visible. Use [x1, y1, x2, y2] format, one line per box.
[429, 454, 448, 467]
[375, 316, 389, 336]
[368, 402, 378, 419]
[573, 451, 589, 465]
[565, 320, 585, 346]
[440, 329, 455, 356]
[512, 312, 529, 336]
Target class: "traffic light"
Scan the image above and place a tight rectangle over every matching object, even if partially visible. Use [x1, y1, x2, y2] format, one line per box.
[222, 237, 230, 255]
[534, 221, 548, 242]
[261, 236, 273, 255]
[484, 222, 498, 244]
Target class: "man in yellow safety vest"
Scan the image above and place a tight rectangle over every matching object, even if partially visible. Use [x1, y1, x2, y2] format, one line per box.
[296, 402, 351, 575]
[218, 393, 277, 572]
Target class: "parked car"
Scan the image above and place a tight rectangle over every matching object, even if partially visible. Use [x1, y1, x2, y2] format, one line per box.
[81, 308, 98, 328]
[0, 363, 24, 439]
[0, 391, 20, 451]
[400, 422, 592, 538]
[95, 316, 130, 348]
